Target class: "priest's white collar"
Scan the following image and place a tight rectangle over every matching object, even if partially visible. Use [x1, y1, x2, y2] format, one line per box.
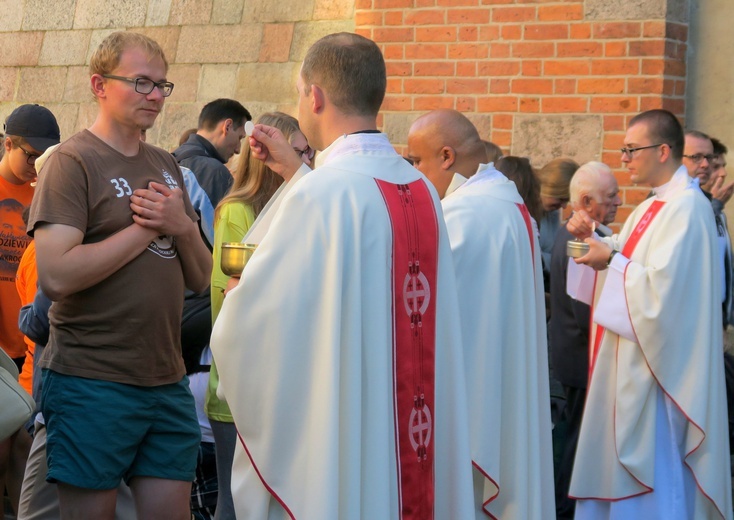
[444, 173, 468, 197]
[316, 132, 394, 168]
[652, 165, 695, 201]
[461, 162, 507, 190]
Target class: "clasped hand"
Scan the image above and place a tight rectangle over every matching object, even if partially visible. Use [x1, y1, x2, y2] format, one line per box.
[130, 181, 192, 237]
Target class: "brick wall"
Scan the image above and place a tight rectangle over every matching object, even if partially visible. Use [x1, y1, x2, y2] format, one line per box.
[357, 0, 689, 225]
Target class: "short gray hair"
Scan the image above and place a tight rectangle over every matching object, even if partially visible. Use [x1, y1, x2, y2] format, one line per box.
[569, 161, 613, 206]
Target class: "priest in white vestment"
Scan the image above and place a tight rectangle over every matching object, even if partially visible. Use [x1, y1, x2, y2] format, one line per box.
[210, 33, 474, 520]
[408, 109, 555, 519]
[568, 109, 732, 519]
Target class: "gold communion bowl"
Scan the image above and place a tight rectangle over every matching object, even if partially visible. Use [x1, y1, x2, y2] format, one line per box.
[220, 242, 258, 276]
[566, 239, 590, 258]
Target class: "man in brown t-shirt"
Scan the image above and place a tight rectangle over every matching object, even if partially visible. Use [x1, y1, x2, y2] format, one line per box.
[28, 32, 211, 519]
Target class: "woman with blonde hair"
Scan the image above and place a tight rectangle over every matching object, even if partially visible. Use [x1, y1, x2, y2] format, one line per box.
[206, 111, 312, 520]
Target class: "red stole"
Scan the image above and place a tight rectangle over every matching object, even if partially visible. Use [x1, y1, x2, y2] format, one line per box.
[516, 203, 535, 268]
[588, 200, 666, 383]
[375, 179, 438, 520]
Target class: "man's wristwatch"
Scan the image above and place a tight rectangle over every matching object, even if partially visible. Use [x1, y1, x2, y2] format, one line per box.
[606, 249, 618, 267]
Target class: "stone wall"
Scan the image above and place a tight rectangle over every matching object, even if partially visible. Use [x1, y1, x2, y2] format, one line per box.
[0, 0, 354, 152]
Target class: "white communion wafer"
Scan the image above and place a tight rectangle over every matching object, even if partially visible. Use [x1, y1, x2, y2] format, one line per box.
[245, 120, 255, 137]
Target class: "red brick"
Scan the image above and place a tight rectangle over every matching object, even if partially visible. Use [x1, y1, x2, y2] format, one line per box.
[570, 22, 591, 39]
[460, 26, 480, 41]
[405, 43, 447, 59]
[554, 78, 576, 94]
[542, 97, 587, 113]
[355, 0, 372, 8]
[355, 28, 372, 39]
[447, 8, 490, 24]
[638, 96, 664, 111]
[416, 26, 457, 42]
[448, 43, 489, 59]
[666, 22, 688, 42]
[522, 60, 542, 76]
[374, 0, 412, 6]
[447, 78, 488, 94]
[512, 42, 555, 58]
[490, 43, 511, 58]
[661, 97, 685, 116]
[493, 114, 513, 129]
[538, 4, 583, 21]
[591, 59, 639, 75]
[603, 132, 625, 150]
[386, 62, 412, 76]
[605, 41, 627, 57]
[642, 21, 665, 38]
[456, 96, 476, 111]
[593, 22, 641, 39]
[404, 78, 445, 94]
[456, 61, 477, 76]
[492, 6, 536, 22]
[414, 61, 456, 76]
[590, 96, 639, 113]
[404, 10, 446, 25]
[416, 0, 435, 6]
[501, 25, 522, 40]
[477, 60, 520, 76]
[482, 0, 513, 4]
[477, 95, 518, 112]
[414, 96, 455, 110]
[492, 130, 511, 147]
[628, 77, 664, 94]
[490, 78, 511, 93]
[382, 95, 412, 111]
[624, 188, 649, 205]
[373, 27, 414, 42]
[641, 58, 665, 75]
[355, 11, 382, 25]
[603, 115, 625, 131]
[578, 78, 625, 94]
[519, 97, 540, 113]
[386, 78, 401, 93]
[477, 25, 499, 41]
[673, 79, 685, 96]
[382, 44, 403, 59]
[437, 0, 480, 6]
[629, 40, 665, 57]
[385, 12, 403, 25]
[601, 152, 623, 169]
[663, 58, 686, 77]
[557, 42, 603, 58]
[669, 41, 686, 60]
[544, 59, 590, 76]
[524, 23, 569, 40]
[512, 78, 553, 94]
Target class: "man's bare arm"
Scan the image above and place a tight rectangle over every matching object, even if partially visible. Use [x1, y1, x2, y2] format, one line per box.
[35, 222, 159, 300]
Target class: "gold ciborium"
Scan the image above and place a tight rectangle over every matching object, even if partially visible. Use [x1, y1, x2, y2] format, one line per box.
[566, 239, 589, 258]
[220, 242, 258, 276]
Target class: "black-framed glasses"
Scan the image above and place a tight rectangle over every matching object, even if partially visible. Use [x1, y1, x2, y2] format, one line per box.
[102, 74, 174, 97]
[620, 143, 665, 157]
[17, 144, 41, 165]
[293, 144, 315, 161]
[683, 153, 716, 164]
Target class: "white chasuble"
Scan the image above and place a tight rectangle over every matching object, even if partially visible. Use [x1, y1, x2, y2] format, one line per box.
[442, 164, 555, 519]
[571, 167, 732, 519]
[210, 134, 474, 519]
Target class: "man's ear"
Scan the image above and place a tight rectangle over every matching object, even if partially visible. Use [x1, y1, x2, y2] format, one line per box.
[90, 74, 106, 98]
[582, 194, 593, 210]
[311, 84, 324, 113]
[222, 118, 234, 135]
[3, 136, 11, 153]
[440, 146, 457, 170]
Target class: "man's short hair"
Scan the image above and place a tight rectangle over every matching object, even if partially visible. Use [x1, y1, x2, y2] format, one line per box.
[197, 99, 252, 131]
[685, 129, 711, 141]
[89, 32, 168, 77]
[712, 137, 728, 157]
[569, 161, 613, 205]
[628, 109, 684, 161]
[301, 32, 386, 117]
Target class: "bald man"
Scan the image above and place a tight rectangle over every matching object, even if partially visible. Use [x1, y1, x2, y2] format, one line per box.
[408, 109, 555, 519]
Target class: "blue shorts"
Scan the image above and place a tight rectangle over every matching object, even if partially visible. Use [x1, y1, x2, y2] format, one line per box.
[42, 369, 201, 490]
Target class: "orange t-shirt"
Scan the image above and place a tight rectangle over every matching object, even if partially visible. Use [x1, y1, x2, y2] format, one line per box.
[16, 240, 37, 395]
[0, 174, 34, 359]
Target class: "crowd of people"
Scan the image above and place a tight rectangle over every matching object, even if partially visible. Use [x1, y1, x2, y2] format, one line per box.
[0, 28, 733, 520]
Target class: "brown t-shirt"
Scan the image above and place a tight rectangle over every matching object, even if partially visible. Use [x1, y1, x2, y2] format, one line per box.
[28, 130, 198, 386]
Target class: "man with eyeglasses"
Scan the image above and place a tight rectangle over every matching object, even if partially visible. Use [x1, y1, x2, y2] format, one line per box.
[567, 109, 731, 518]
[27, 32, 211, 520]
[0, 104, 59, 372]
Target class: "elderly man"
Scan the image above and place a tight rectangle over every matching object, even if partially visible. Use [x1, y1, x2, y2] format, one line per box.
[549, 161, 621, 519]
[567, 109, 731, 519]
[407, 109, 554, 519]
[210, 34, 473, 519]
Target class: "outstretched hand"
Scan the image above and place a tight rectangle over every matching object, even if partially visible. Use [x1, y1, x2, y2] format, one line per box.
[249, 124, 304, 182]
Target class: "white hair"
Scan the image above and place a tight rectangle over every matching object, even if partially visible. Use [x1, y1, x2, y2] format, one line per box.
[569, 161, 613, 206]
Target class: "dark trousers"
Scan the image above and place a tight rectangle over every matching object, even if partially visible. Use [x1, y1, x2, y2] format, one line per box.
[554, 384, 586, 520]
